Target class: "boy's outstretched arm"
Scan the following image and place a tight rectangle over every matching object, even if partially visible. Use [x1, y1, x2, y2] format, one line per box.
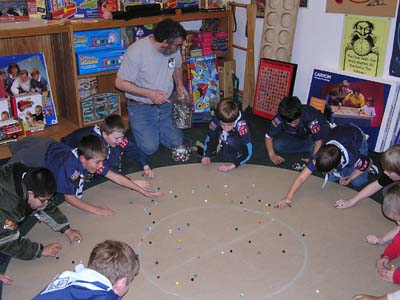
[275, 167, 313, 208]
[352, 294, 388, 300]
[105, 170, 163, 198]
[336, 180, 382, 208]
[366, 226, 400, 245]
[312, 139, 323, 155]
[64, 194, 114, 216]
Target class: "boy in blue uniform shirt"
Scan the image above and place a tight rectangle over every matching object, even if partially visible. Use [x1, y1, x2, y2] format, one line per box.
[61, 114, 155, 178]
[202, 100, 252, 173]
[8, 135, 163, 216]
[265, 96, 331, 165]
[276, 124, 372, 208]
[33, 240, 140, 300]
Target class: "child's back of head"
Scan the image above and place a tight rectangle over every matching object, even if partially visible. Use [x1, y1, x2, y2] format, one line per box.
[381, 144, 400, 175]
[100, 115, 126, 135]
[278, 96, 302, 123]
[382, 182, 400, 220]
[88, 240, 139, 285]
[77, 135, 108, 160]
[315, 144, 341, 173]
[216, 100, 239, 123]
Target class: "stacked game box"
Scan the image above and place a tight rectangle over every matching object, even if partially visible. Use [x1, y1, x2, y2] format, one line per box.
[190, 31, 214, 56]
[81, 92, 120, 124]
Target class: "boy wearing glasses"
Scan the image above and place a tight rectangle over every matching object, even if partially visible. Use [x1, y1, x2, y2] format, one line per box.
[0, 164, 81, 260]
[34, 240, 139, 299]
[265, 96, 331, 165]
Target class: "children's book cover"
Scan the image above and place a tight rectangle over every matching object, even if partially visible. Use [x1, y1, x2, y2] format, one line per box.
[186, 54, 220, 113]
[307, 67, 400, 152]
[0, 52, 58, 127]
[339, 15, 390, 77]
[11, 92, 45, 134]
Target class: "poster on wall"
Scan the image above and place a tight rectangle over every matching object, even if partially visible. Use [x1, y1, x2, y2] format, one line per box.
[0, 52, 58, 127]
[339, 15, 390, 77]
[306, 67, 400, 152]
[326, 0, 398, 18]
[389, 2, 400, 77]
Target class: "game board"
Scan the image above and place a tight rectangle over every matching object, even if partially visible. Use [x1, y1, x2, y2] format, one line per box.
[4, 164, 396, 300]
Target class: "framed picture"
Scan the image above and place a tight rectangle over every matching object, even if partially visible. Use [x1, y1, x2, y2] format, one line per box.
[253, 58, 297, 119]
[306, 67, 400, 152]
[252, 0, 265, 18]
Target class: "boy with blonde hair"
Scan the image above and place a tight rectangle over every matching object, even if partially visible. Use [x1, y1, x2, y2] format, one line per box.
[33, 240, 140, 299]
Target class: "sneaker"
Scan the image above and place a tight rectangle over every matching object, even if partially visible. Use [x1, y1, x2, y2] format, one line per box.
[369, 164, 380, 176]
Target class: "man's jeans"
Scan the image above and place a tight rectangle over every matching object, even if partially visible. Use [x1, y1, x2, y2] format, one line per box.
[128, 101, 182, 155]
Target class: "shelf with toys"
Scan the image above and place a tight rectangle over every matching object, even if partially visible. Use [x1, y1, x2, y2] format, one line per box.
[0, 9, 233, 159]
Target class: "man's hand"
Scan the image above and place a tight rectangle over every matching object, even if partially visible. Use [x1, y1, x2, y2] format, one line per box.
[269, 153, 285, 165]
[335, 198, 356, 208]
[42, 242, 63, 257]
[64, 228, 82, 245]
[219, 164, 235, 173]
[149, 90, 169, 104]
[275, 197, 292, 208]
[0, 274, 13, 285]
[93, 206, 114, 216]
[202, 157, 211, 165]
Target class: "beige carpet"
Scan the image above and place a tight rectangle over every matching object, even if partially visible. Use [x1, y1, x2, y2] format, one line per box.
[3, 164, 397, 300]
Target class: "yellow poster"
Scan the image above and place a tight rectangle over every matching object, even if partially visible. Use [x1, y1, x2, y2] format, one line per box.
[340, 15, 390, 77]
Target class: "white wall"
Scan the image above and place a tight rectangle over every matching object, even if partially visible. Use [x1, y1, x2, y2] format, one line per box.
[233, 0, 399, 103]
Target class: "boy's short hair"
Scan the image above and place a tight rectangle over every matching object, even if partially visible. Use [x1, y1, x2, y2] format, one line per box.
[77, 135, 108, 160]
[100, 115, 126, 135]
[153, 18, 187, 43]
[216, 100, 239, 123]
[88, 240, 140, 285]
[381, 144, 400, 175]
[23, 168, 56, 198]
[278, 96, 302, 123]
[382, 182, 400, 219]
[315, 144, 341, 173]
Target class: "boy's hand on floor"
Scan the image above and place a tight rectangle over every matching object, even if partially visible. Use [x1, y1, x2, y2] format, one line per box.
[143, 191, 164, 198]
[366, 234, 382, 245]
[269, 153, 285, 165]
[42, 242, 63, 257]
[275, 197, 292, 208]
[339, 176, 352, 185]
[65, 229, 82, 245]
[201, 157, 211, 165]
[352, 294, 387, 300]
[133, 180, 151, 190]
[144, 167, 155, 179]
[219, 164, 235, 173]
[93, 206, 114, 216]
[335, 199, 355, 208]
[0, 274, 13, 285]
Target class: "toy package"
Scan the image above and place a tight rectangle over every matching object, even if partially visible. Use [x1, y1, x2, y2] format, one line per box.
[81, 92, 120, 124]
[186, 54, 220, 113]
[74, 29, 122, 53]
[78, 77, 98, 99]
[76, 48, 125, 75]
[0, 0, 30, 22]
[11, 92, 45, 134]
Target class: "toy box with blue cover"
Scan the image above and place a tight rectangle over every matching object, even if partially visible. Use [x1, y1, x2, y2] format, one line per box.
[74, 29, 122, 53]
[186, 54, 220, 115]
[76, 48, 126, 75]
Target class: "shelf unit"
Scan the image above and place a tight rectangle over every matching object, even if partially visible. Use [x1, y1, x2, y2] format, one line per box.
[0, 10, 233, 159]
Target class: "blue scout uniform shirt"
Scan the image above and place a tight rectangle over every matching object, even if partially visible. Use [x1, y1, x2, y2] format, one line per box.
[204, 112, 252, 167]
[306, 124, 370, 173]
[45, 142, 108, 198]
[33, 267, 121, 300]
[266, 105, 331, 142]
[61, 125, 148, 172]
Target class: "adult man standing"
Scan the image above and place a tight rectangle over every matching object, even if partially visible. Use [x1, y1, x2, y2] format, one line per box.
[115, 18, 188, 155]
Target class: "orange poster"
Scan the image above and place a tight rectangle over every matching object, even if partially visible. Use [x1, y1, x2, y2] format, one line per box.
[326, 0, 398, 17]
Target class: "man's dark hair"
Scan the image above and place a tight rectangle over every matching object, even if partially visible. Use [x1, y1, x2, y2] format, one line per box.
[278, 96, 302, 123]
[77, 135, 108, 160]
[153, 19, 187, 43]
[315, 144, 342, 173]
[24, 168, 56, 198]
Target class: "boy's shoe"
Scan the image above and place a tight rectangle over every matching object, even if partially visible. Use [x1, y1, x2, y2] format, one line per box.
[369, 164, 380, 176]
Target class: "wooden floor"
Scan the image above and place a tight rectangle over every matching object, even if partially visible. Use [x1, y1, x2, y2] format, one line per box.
[0, 117, 78, 160]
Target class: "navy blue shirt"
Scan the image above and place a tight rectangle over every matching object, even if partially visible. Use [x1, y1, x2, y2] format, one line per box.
[61, 125, 148, 173]
[266, 105, 331, 142]
[306, 124, 370, 173]
[204, 113, 252, 167]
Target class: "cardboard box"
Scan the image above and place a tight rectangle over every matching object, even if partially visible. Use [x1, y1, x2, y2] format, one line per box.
[76, 48, 125, 75]
[217, 58, 235, 98]
[74, 29, 122, 53]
